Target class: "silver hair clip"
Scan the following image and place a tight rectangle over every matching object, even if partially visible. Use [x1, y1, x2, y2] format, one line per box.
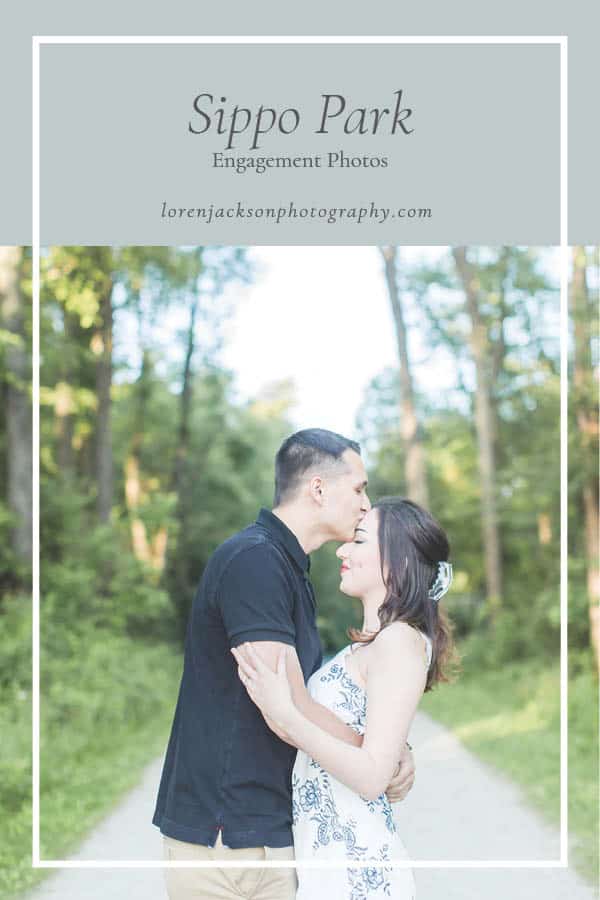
[429, 561, 453, 603]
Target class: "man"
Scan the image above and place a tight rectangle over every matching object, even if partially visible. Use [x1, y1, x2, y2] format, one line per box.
[153, 428, 415, 899]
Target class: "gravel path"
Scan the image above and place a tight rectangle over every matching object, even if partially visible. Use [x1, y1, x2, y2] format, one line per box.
[25, 712, 595, 899]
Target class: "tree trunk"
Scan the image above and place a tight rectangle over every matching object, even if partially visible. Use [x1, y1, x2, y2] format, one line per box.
[124, 347, 167, 571]
[453, 247, 503, 618]
[571, 246, 600, 671]
[93, 264, 114, 523]
[125, 453, 150, 564]
[56, 394, 75, 474]
[0, 247, 32, 563]
[56, 310, 80, 475]
[173, 295, 199, 500]
[168, 294, 200, 635]
[125, 341, 150, 563]
[380, 246, 429, 508]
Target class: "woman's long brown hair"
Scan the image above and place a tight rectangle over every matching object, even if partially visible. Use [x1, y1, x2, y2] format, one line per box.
[348, 497, 458, 691]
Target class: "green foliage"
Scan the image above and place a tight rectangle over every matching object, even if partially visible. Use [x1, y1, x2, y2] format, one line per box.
[1, 245, 597, 891]
[349, 248, 575, 663]
[0, 597, 182, 897]
[39, 634, 181, 855]
[0, 595, 31, 691]
[39, 482, 174, 641]
[0, 501, 25, 589]
[1, 245, 278, 891]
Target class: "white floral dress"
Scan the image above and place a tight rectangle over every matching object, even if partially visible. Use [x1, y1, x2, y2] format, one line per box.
[292, 642, 429, 900]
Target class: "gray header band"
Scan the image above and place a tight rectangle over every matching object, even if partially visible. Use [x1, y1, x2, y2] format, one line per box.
[3, 2, 599, 245]
[38, 41, 560, 245]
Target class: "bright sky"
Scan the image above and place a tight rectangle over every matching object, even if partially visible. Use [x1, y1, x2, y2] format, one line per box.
[114, 246, 560, 438]
[220, 246, 451, 437]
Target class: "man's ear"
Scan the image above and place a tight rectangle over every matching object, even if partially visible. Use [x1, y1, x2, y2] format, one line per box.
[309, 475, 325, 505]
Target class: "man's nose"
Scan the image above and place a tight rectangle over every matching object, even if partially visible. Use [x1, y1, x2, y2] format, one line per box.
[362, 493, 372, 512]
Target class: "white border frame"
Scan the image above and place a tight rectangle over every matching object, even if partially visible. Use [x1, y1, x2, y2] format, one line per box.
[32, 34, 569, 871]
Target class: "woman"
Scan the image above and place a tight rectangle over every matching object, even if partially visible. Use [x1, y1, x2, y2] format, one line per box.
[232, 497, 455, 899]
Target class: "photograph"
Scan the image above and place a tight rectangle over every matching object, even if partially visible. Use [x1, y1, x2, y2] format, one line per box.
[1, 245, 597, 899]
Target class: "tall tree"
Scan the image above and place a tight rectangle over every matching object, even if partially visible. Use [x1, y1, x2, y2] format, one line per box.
[165, 247, 250, 632]
[123, 332, 165, 569]
[94, 258, 114, 523]
[380, 246, 429, 507]
[75, 247, 173, 525]
[0, 247, 32, 562]
[85, 248, 116, 523]
[115, 248, 194, 564]
[571, 246, 600, 671]
[172, 289, 200, 507]
[55, 318, 77, 476]
[453, 246, 503, 619]
[166, 289, 201, 622]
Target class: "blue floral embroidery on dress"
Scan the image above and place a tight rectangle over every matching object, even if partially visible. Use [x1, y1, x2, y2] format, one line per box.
[336, 676, 366, 729]
[366, 797, 396, 834]
[346, 847, 393, 898]
[320, 656, 367, 733]
[307, 771, 368, 858]
[298, 777, 322, 812]
[293, 649, 411, 898]
[346, 866, 392, 899]
[320, 662, 345, 683]
[291, 773, 301, 825]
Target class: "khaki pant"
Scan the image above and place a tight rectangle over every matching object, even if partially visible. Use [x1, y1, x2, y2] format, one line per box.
[163, 833, 297, 900]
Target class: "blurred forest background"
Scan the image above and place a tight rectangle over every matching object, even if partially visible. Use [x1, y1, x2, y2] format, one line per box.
[0, 245, 598, 895]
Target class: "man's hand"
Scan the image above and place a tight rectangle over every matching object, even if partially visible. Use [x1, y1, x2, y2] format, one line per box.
[385, 742, 415, 803]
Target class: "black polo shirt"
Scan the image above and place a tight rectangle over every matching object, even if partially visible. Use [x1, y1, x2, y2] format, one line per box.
[152, 508, 323, 849]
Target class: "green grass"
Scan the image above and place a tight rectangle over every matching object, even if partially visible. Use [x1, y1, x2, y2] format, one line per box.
[1, 634, 182, 898]
[421, 649, 599, 884]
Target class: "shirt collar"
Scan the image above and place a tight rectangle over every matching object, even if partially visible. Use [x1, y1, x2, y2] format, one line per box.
[257, 508, 310, 574]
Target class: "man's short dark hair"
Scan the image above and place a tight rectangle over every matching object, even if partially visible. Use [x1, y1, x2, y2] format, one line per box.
[273, 428, 361, 507]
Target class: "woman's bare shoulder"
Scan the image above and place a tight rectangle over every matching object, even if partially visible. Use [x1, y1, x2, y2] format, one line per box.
[370, 621, 426, 660]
